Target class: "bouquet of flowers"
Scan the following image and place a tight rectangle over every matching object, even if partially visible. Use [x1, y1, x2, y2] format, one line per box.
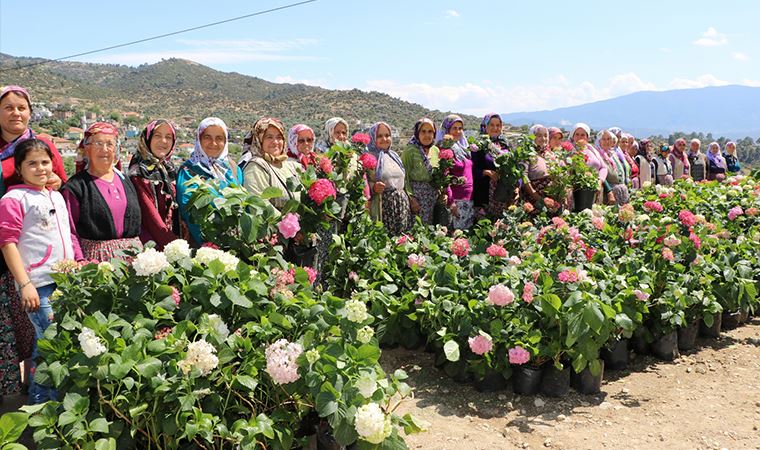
[567, 140, 600, 191]
[490, 134, 536, 188]
[325, 139, 370, 223]
[429, 134, 458, 194]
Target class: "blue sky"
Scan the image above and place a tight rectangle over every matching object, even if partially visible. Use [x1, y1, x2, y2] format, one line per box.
[1, 0, 758, 115]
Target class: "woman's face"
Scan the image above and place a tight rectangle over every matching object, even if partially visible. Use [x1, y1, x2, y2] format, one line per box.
[709, 145, 720, 155]
[674, 140, 687, 153]
[332, 123, 348, 142]
[85, 133, 118, 173]
[0, 92, 31, 139]
[549, 132, 562, 148]
[599, 132, 614, 151]
[296, 130, 314, 154]
[418, 122, 435, 147]
[619, 136, 630, 152]
[149, 123, 174, 160]
[645, 144, 655, 159]
[572, 128, 589, 142]
[690, 141, 700, 153]
[375, 124, 392, 150]
[535, 129, 549, 148]
[486, 117, 501, 138]
[262, 125, 285, 156]
[725, 143, 736, 155]
[200, 125, 226, 158]
[449, 121, 464, 141]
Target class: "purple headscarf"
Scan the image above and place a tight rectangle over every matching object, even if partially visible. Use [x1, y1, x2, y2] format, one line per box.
[480, 113, 501, 134]
[706, 142, 727, 170]
[436, 114, 467, 149]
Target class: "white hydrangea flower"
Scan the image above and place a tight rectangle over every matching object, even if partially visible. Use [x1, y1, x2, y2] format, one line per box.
[345, 299, 369, 323]
[78, 327, 107, 358]
[354, 403, 392, 444]
[356, 326, 374, 344]
[207, 314, 230, 340]
[98, 261, 114, 272]
[178, 339, 219, 376]
[164, 239, 192, 263]
[355, 373, 378, 398]
[194, 247, 240, 272]
[132, 248, 170, 276]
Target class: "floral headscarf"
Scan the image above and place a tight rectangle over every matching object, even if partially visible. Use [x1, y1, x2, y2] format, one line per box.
[76, 122, 120, 172]
[249, 117, 287, 164]
[287, 124, 315, 159]
[367, 121, 404, 180]
[319, 117, 349, 150]
[129, 119, 177, 204]
[436, 114, 467, 149]
[189, 117, 231, 179]
[548, 127, 563, 138]
[479, 113, 501, 134]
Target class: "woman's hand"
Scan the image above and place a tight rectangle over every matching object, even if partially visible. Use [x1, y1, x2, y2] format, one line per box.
[409, 196, 421, 213]
[607, 191, 616, 204]
[373, 182, 386, 194]
[483, 170, 498, 181]
[450, 202, 459, 218]
[21, 284, 40, 312]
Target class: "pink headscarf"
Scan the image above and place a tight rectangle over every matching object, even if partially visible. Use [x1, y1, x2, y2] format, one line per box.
[287, 124, 315, 159]
[0, 85, 31, 108]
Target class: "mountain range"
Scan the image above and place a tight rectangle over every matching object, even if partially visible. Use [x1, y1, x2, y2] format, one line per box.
[501, 85, 760, 139]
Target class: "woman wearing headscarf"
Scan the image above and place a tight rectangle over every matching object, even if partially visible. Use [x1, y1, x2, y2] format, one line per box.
[548, 127, 564, 151]
[688, 139, 708, 181]
[366, 122, 410, 235]
[652, 143, 674, 185]
[177, 117, 243, 246]
[287, 124, 319, 167]
[706, 142, 727, 181]
[523, 125, 551, 210]
[618, 133, 639, 188]
[668, 138, 690, 180]
[723, 141, 741, 174]
[316, 117, 349, 152]
[570, 123, 610, 203]
[446, 118, 474, 230]
[242, 118, 301, 209]
[128, 119, 179, 250]
[634, 139, 656, 187]
[63, 122, 142, 261]
[472, 113, 509, 214]
[595, 129, 629, 205]
[401, 118, 439, 225]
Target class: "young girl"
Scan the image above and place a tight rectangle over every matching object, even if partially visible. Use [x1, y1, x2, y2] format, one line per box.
[0, 139, 74, 403]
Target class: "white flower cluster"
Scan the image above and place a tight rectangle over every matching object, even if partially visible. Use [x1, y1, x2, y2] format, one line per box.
[356, 326, 375, 344]
[207, 314, 230, 341]
[194, 247, 240, 272]
[354, 403, 392, 444]
[345, 298, 369, 323]
[98, 261, 114, 273]
[177, 339, 219, 376]
[132, 248, 170, 276]
[265, 339, 303, 385]
[354, 373, 378, 398]
[78, 327, 107, 358]
[164, 239, 192, 263]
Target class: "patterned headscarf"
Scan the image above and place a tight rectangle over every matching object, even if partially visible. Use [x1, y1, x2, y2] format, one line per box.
[249, 117, 287, 163]
[529, 124, 546, 136]
[129, 119, 177, 204]
[548, 127, 563, 138]
[77, 122, 120, 172]
[408, 118, 436, 149]
[436, 114, 467, 149]
[287, 124, 315, 159]
[189, 117, 230, 179]
[367, 121, 404, 180]
[319, 117, 349, 150]
[480, 113, 501, 134]
[0, 85, 35, 159]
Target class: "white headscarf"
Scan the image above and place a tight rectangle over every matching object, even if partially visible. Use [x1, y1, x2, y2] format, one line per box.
[571, 123, 591, 142]
[189, 117, 230, 178]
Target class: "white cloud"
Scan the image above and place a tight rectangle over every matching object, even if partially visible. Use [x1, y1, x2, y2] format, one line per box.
[82, 38, 320, 65]
[693, 27, 727, 46]
[444, 9, 460, 18]
[740, 79, 760, 87]
[732, 51, 749, 61]
[668, 74, 728, 89]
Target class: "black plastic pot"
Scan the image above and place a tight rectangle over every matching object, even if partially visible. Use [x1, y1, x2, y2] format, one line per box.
[433, 349, 447, 368]
[571, 360, 605, 395]
[288, 244, 318, 267]
[540, 365, 571, 397]
[601, 339, 628, 370]
[677, 319, 700, 350]
[699, 313, 722, 338]
[443, 360, 471, 384]
[473, 370, 508, 393]
[721, 310, 741, 330]
[493, 180, 514, 203]
[738, 307, 750, 324]
[512, 365, 543, 395]
[632, 330, 649, 355]
[650, 330, 679, 361]
[433, 201, 450, 226]
[573, 189, 596, 212]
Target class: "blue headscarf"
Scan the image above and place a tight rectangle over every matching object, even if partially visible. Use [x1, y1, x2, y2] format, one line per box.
[367, 121, 404, 181]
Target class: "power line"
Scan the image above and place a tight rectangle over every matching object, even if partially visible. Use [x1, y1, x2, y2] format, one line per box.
[0, 0, 317, 73]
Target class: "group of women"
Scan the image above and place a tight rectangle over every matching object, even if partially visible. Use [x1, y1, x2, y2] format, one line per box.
[0, 84, 745, 401]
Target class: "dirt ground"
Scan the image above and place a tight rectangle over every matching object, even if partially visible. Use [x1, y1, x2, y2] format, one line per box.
[382, 319, 760, 450]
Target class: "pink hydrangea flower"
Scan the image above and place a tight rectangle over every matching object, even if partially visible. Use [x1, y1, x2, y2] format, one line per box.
[351, 133, 371, 145]
[396, 234, 413, 245]
[591, 216, 605, 231]
[523, 202, 535, 214]
[277, 213, 301, 239]
[544, 197, 559, 211]
[663, 235, 681, 247]
[728, 206, 744, 221]
[557, 269, 579, 283]
[318, 156, 334, 175]
[201, 242, 220, 249]
[551, 216, 568, 229]
[643, 201, 663, 213]
[508, 346, 531, 365]
[508, 256, 522, 266]
[522, 282, 535, 303]
[308, 179, 337, 205]
[302, 267, 318, 284]
[451, 238, 470, 257]
[633, 289, 650, 301]
[154, 326, 172, 340]
[468, 334, 493, 355]
[678, 210, 697, 228]
[661, 248, 675, 261]
[486, 244, 508, 258]
[488, 284, 515, 306]
[439, 149, 454, 160]
[265, 339, 303, 385]
[358, 152, 377, 170]
[618, 204, 635, 223]
[171, 287, 181, 307]
[407, 253, 426, 269]
[689, 232, 701, 249]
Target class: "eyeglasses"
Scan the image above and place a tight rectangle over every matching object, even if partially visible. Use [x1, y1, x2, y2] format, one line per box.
[297, 137, 314, 144]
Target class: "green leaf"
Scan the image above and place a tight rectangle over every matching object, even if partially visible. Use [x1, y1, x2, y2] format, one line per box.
[401, 412, 428, 434]
[583, 303, 605, 334]
[57, 411, 79, 427]
[235, 375, 258, 391]
[356, 344, 381, 363]
[0, 412, 28, 443]
[316, 391, 338, 417]
[94, 437, 117, 450]
[260, 186, 283, 200]
[443, 340, 460, 362]
[135, 357, 162, 379]
[89, 418, 110, 433]
[225, 286, 252, 308]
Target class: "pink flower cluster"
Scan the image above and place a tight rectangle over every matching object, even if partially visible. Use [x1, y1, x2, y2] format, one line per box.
[508, 346, 531, 365]
[544, 197, 559, 211]
[663, 235, 681, 247]
[591, 216, 605, 231]
[488, 284, 515, 306]
[643, 201, 664, 213]
[154, 326, 172, 340]
[557, 269, 579, 283]
[273, 268, 295, 287]
[318, 156, 333, 175]
[618, 203, 635, 223]
[728, 206, 744, 221]
[468, 335, 493, 355]
[689, 232, 701, 249]
[351, 133, 371, 145]
[277, 213, 301, 239]
[451, 238, 470, 257]
[358, 152, 378, 170]
[407, 253, 426, 269]
[396, 234, 413, 245]
[633, 289, 650, 301]
[201, 242, 220, 249]
[439, 149, 454, 160]
[551, 216, 568, 229]
[265, 339, 303, 385]
[523, 202, 535, 214]
[522, 282, 535, 303]
[661, 248, 675, 261]
[308, 178, 337, 205]
[678, 210, 697, 228]
[171, 287, 181, 307]
[486, 244, 508, 258]
[300, 266, 318, 284]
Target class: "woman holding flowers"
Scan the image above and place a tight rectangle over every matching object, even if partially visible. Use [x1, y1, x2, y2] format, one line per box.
[128, 119, 179, 250]
[472, 113, 509, 214]
[316, 117, 349, 152]
[548, 127, 564, 151]
[669, 138, 690, 180]
[242, 118, 302, 209]
[523, 125, 552, 209]
[571, 123, 610, 204]
[366, 122, 410, 235]
[401, 118, 439, 225]
[447, 121, 474, 230]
